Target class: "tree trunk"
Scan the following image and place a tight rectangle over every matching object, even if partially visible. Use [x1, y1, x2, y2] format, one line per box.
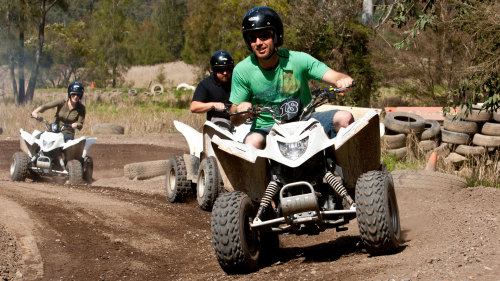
[17, 28, 26, 105]
[362, 0, 374, 27]
[9, 51, 18, 101]
[26, 15, 45, 102]
[27, 1, 49, 102]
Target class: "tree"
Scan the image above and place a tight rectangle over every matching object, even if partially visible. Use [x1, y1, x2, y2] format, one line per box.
[389, 0, 499, 113]
[0, 0, 68, 104]
[157, 0, 186, 60]
[44, 21, 92, 87]
[25, 0, 69, 101]
[88, 0, 132, 87]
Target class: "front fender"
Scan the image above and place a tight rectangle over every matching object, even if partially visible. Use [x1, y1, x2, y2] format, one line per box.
[211, 135, 269, 202]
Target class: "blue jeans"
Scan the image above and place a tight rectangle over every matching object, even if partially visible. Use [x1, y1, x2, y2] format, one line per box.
[244, 110, 340, 142]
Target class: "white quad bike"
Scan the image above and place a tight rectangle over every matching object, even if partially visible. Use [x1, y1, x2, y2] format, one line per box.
[166, 114, 250, 211]
[10, 117, 97, 185]
[209, 85, 401, 273]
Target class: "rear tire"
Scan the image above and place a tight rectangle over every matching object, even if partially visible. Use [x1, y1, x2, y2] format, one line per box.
[10, 152, 30, 181]
[82, 156, 93, 184]
[67, 160, 84, 185]
[211, 191, 260, 274]
[165, 156, 192, 202]
[197, 156, 223, 211]
[356, 170, 401, 255]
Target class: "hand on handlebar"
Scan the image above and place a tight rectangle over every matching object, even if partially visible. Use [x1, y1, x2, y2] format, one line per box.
[211, 102, 227, 112]
[336, 78, 355, 96]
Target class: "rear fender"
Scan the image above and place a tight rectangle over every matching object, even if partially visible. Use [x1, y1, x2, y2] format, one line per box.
[174, 120, 202, 158]
[333, 110, 381, 189]
[82, 138, 97, 158]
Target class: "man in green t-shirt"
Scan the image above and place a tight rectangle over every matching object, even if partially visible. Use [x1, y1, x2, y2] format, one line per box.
[230, 6, 355, 149]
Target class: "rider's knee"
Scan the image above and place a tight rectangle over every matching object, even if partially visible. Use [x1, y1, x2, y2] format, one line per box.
[245, 133, 265, 149]
[333, 111, 354, 131]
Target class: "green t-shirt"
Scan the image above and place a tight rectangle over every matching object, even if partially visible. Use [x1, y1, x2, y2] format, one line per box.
[230, 49, 329, 130]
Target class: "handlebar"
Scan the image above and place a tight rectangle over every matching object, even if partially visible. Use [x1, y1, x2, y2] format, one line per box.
[31, 115, 75, 133]
[230, 82, 356, 124]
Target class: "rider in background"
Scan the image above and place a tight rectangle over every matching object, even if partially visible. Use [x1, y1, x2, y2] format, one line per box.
[190, 50, 234, 131]
[31, 81, 86, 142]
[229, 6, 355, 149]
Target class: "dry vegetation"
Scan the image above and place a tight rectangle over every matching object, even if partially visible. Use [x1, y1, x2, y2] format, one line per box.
[0, 88, 206, 136]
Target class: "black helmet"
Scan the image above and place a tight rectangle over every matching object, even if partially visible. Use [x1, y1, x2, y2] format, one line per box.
[68, 81, 84, 99]
[241, 6, 283, 51]
[210, 50, 234, 71]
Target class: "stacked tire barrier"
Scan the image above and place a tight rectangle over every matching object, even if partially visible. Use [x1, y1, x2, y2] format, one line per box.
[441, 107, 500, 166]
[382, 108, 499, 166]
[382, 112, 441, 160]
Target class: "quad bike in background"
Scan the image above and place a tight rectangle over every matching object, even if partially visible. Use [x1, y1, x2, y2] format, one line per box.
[209, 84, 401, 273]
[10, 117, 97, 185]
[166, 110, 250, 211]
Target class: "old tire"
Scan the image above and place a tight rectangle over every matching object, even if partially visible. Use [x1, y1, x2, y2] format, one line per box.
[481, 122, 500, 136]
[418, 140, 437, 152]
[385, 147, 407, 160]
[421, 119, 441, 140]
[197, 156, 223, 211]
[67, 160, 84, 185]
[493, 111, 500, 122]
[211, 191, 260, 274]
[150, 83, 164, 95]
[10, 152, 30, 181]
[165, 156, 192, 203]
[443, 115, 478, 134]
[472, 133, 500, 147]
[381, 133, 406, 149]
[82, 156, 93, 184]
[459, 107, 492, 122]
[384, 112, 425, 134]
[356, 171, 401, 255]
[441, 128, 470, 145]
[391, 170, 467, 189]
[124, 160, 168, 180]
[455, 145, 485, 156]
[92, 123, 125, 135]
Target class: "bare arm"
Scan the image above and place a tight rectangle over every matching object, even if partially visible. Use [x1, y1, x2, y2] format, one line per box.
[190, 101, 226, 113]
[31, 106, 43, 118]
[229, 102, 253, 126]
[321, 69, 354, 94]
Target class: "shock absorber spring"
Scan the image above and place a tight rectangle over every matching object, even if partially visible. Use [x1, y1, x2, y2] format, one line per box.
[323, 171, 354, 206]
[255, 180, 280, 220]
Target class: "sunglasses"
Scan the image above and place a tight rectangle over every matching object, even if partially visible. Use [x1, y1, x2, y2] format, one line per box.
[214, 68, 233, 73]
[70, 92, 83, 98]
[248, 31, 273, 43]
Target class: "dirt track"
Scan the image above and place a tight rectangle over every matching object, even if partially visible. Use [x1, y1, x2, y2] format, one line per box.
[0, 134, 498, 281]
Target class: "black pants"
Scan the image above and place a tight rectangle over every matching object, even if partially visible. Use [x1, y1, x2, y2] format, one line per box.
[63, 134, 74, 142]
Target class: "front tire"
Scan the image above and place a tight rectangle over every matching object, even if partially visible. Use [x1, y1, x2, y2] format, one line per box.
[67, 160, 84, 185]
[211, 191, 260, 274]
[165, 156, 192, 202]
[197, 156, 223, 211]
[10, 152, 30, 181]
[356, 170, 401, 255]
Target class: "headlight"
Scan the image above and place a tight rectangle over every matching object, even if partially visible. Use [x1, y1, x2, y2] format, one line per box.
[277, 136, 309, 160]
[43, 140, 55, 147]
